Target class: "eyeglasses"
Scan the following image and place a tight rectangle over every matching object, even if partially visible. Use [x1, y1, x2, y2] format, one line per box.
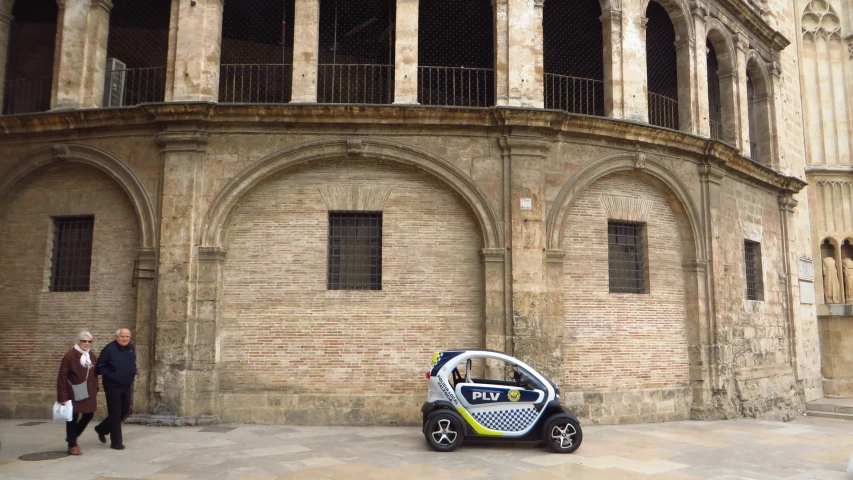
[79, 340, 92, 343]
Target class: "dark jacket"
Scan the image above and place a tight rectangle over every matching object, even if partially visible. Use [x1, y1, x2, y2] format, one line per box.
[97, 340, 136, 387]
[57, 348, 99, 414]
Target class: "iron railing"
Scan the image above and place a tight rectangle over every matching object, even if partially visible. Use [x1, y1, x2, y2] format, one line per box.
[710, 119, 723, 141]
[317, 64, 393, 104]
[104, 66, 166, 107]
[418, 66, 494, 107]
[2, 77, 52, 115]
[219, 64, 293, 104]
[648, 91, 678, 130]
[544, 73, 604, 116]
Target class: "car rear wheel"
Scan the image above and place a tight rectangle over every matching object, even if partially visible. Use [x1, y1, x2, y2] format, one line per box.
[543, 415, 582, 453]
[424, 411, 464, 452]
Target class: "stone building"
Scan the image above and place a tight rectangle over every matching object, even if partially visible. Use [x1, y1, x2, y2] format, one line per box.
[0, 0, 837, 426]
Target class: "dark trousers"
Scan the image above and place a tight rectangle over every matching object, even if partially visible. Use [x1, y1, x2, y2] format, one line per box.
[95, 384, 131, 447]
[65, 412, 94, 448]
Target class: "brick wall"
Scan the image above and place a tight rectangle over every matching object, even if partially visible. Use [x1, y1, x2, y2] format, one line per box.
[562, 172, 689, 396]
[0, 163, 139, 401]
[219, 158, 484, 398]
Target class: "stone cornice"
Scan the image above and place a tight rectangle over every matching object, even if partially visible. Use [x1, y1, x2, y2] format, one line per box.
[156, 129, 211, 154]
[481, 248, 506, 262]
[714, 0, 790, 51]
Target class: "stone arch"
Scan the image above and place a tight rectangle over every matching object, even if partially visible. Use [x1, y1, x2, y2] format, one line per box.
[745, 53, 773, 165]
[546, 152, 702, 260]
[201, 138, 503, 250]
[642, 0, 693, 39]
[705, 21, 734, 70]
[706, 21, 737, 144]
[0, 144, 157, 248]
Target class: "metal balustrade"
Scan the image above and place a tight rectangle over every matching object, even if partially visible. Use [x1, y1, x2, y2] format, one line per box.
[219, 64, 293, 104]
[418, 66, 494, 107]
[317, 64, 393, 104]
[103, 66, 166, 107]
[2, 77, 52, 115]
[544, 73, 604, 116]
[648, 92, 678, 130]
[710, 119, 723, 141]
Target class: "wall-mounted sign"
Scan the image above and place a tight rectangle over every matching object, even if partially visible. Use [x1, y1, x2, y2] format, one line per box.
[520, 198, 532, 211]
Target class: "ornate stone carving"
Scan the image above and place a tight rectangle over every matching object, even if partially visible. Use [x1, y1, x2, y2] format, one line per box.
[802, 0, 841, 38]
[843, 258, 853, 302]
[600, 195, 652, 222]
[823, 256, 841, 303]
[52, 144, 71, 161]
[319, 185, 392, 211]
[346, 137, 365, 156]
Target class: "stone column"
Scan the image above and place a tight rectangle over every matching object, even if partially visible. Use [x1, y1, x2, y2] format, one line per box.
[151, 126, 211, 424]
[393, 0, 418, 104]
[600, 6, 624, 119]
[675, 37, 696, 133]
[482, 248, 507, 379]
[717, 67, 739, 145]
[622, 1, 648, 122]
[692, 5, 710, 137]
[164, 0, 223, 102]
[733, 32, 751, 156]
[498, 132, 558, 379]
[191, 246, 227, 422]
[777, 194, 799, 381]
[291, 0, 319, 103]
[132, 247, 157, 414]
[52, 0, 112, 110]
[766, 60, 784, 168]
[506, 0, 542, 107]
[493, 0, 509, 106]
[544, 250, 566, 382]
[0, 10, 13, 110]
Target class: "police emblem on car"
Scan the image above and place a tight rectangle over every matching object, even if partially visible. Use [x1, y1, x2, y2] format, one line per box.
[421, 349, 583, 453]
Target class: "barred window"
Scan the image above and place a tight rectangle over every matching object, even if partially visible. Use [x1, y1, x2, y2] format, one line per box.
[744, 240, 764, 301]
[608, 221, 648, 294]
[328, 212, 382, 290]
[50, 216, 95, 292]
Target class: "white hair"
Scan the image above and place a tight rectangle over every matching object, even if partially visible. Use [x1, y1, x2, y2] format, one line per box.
[115, 328, 131, 337]
[77, 331, 93, 341]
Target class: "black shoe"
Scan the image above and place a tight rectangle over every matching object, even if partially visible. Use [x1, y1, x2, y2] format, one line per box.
[110, 444, 125, 450]
[96, 429, 106, 444]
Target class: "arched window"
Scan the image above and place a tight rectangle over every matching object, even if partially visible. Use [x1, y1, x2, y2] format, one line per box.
[745, 58, 771, 164]
[543, 0, 603, 116]
[706, 40, 722, 140]
[418, 0, 494, 107]
[220, 0, 295, 104]
[645, 1, 678, 129]
[3, 0, 57, 114]
[706, 29, 736, 144]
[317, 0, 394, 104]
[746, 71, 756, 158]
[104, 0, 171, 107]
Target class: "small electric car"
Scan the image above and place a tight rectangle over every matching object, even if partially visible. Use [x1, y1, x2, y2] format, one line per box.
[421, 349, 582, 453]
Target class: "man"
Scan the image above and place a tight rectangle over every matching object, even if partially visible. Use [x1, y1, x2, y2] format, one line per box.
[94, 328, 136, 450]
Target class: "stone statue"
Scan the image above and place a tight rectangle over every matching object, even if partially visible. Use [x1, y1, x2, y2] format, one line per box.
[823, 256, 841, 304]
[843, 258, 853, 303]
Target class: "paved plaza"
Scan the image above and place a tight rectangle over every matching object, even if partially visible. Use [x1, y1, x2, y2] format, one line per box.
[0, 416, 852, 479]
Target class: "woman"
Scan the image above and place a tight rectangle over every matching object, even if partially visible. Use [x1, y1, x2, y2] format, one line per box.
[56, 331, 99, 455]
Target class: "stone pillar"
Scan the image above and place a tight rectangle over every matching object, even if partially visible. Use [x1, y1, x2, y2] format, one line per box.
[151, 126, 211, 425]
[132, 247, 157, 414]
[497, 132, 558, 379]
[291, 0, 319, 103]
[192, 246, 227, 422]
[600, 6, 624, 119]
[766, 60, 784, 168]
[692, 5, 710, 137]
[717, 67, 739, 145]
[482, 248, 507, 379]
[544, 250, 566, 382]
[393, 0, 418, 104]
[506, 0, 542, 107]
[777, 194, 799, 381]
[52, 0, 112, 110]
[493, 0, 509, 106]
[675, 37, 696, 133]
[0, 9, 13, 110]
[622, 2, 648, 123]
[733, 33, 751, 156]
[164, 0, 223, 102]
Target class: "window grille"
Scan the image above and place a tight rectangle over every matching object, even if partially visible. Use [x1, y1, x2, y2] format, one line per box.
[543, 0, 604, 116]
[744, 240, 763, 301]
[220, 0, 295, 103]
[328, 212, 382, 290]
[646, 1, 678, 129]
[3, 0, 57, 115]
[317, 0, 394, 104]
[50, 216, 95, 292]
[608, 221, 647, 294]
[418, 0, 494, 107]
[707, 40, 723, 141]
[105, 0, 170, 106]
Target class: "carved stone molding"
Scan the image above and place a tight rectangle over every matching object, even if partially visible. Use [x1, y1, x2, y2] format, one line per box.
[346, 137, 365, 156]
[600, 195, 653, 222]
[777, 194, 798, 213]
[198, 246, 227, 262]
[545, 250, 566, 264]
[481, 248, 506, 262]
[156, 131, 211, 154]
[137, 247, 157, 262]
[52, 144, 72, 161]
[318, 185, 392, 211]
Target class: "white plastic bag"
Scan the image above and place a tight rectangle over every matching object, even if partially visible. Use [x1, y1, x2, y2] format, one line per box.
[52, 401, 72, 422]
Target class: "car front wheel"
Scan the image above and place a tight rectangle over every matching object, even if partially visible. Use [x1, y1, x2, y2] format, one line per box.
[542, 415, 582, 453]
[424, 411, 464, 452]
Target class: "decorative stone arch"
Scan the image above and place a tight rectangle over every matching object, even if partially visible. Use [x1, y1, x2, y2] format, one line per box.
[201, 137, 503, 250]
[745, 52, 773, 165]
[0, 143, 157, 248]
[705, 20, 737, 144]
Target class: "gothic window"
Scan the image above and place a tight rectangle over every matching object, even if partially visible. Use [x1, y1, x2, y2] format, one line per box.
[328, 212, 382, 290]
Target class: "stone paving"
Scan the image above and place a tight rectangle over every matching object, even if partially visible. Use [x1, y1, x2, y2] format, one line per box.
[0, 416, 852, 479]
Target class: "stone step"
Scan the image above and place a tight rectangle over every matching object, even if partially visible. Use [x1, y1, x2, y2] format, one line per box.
[805, 401, 853, 415]
[805, 410, 853, 421]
